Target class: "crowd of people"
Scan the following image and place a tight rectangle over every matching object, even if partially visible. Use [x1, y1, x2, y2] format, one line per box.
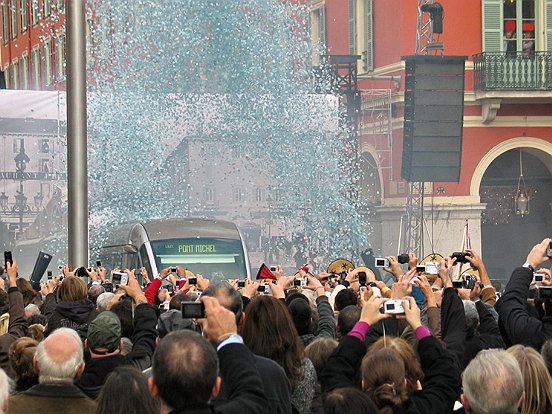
[0, 237, 550, 414]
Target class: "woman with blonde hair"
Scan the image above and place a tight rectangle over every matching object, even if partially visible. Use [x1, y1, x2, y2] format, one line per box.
[507, 345, 552, 414]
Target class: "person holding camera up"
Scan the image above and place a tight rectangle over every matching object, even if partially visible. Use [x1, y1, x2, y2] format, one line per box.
[496, 238, 552, 349]
[320, 289, 461, 413]
[75, 271, 157, 399]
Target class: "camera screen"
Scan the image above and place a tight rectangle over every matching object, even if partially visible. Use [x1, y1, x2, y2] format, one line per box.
[112, 272, 125, 285]
[257, 285, 267, 292]
[293, 279, 302, 286]
[188, 277, 197, 285]
[96, 260, 102, 267]
[387, 303, 395, 310]
[181, 302, 205, 319]
[238, 281, 245, 288]
[375, 259, 386, 267]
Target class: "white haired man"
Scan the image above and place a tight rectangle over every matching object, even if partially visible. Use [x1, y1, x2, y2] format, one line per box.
[461, 349, 525, 414]
[8, 327, 96, 414]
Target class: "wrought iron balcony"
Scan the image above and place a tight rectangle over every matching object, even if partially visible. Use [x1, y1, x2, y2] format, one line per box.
[473, 52, 552, 91]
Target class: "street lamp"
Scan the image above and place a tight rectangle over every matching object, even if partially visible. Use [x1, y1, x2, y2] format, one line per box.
[0, 143, 43, 238]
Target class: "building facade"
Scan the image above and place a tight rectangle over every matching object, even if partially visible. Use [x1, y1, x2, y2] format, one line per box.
[311, 0, 552, 282]
[0, 0, 66, 90]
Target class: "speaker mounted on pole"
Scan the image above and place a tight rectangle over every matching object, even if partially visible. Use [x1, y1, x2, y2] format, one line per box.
[401, 55, 467, 183]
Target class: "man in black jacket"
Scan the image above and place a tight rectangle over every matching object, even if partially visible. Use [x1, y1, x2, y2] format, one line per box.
[75, 272, 157, 399]
[202, 282, 292, 414]
[496, 238, 552, 349]
[149, 296, 268, 414]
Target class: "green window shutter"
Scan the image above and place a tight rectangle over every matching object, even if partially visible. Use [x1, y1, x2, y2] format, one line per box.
[546, 0, 552, 51]
[363, 0, 373, 71]
[349, 0, 356, 54]
[482, 0, 503, 52]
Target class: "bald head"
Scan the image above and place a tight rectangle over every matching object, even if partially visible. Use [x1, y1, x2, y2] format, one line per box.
[36, 328, 84, 384]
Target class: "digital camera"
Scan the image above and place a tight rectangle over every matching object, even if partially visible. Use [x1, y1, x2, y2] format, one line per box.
[383, 300, 407, 314]
[451, 252, 471, 264]
[397, 254, 409, 264]
[534, 273, 546, 283]
[375, 258, 390, 268]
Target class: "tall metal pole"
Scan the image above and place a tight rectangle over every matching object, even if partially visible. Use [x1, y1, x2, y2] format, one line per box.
[66, 0, 89, 267]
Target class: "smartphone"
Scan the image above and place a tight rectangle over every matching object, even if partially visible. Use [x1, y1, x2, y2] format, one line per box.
[238, 280, 245, 288]
[375, 258, 389, 268]
[181, 301, 205, 319]
[188, 277, 197, 285]
[358, 271, 367, 285]
[4, 251, 12, 269]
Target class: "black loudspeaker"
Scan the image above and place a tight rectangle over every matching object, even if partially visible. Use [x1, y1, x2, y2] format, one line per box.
[401, 55, 467, 182]
[29, 251, 52, 290]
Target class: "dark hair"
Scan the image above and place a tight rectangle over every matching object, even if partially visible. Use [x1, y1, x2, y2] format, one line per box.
[323, 387, 378, 414]
[541, 339, 552, 377]
[304, 337, 338, 380]
[288, 298, 312, 336]
[97, 366, 159, 414]
[16, 278, 42, 307]
[152, 330, 218, 409]
[169, 293, 185, 310]
[337, 305, 361, 337]
[201, 282, 243, 325]
[9, 337, 39, 392]
[110, 297, 134, 338]
[240, 295, 304, 385]
[335, 288, 358, 311]
[362, 349, 408, 413]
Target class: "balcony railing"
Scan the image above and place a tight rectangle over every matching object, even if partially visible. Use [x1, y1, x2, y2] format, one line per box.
[473, 52, 552, 91]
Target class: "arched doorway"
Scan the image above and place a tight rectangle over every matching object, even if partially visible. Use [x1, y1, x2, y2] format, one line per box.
[479, 147, 552, 284]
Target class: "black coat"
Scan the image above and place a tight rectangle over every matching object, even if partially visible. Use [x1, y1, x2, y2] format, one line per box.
[462, 300, 504, 367]
[496, 266, 552, 349]
[43, 295, 97, 341]
[170, 343, 268, 414]
[321, 334, 461, 414]
[75, 302, 158, 399]
[214, 354, 292, 414]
